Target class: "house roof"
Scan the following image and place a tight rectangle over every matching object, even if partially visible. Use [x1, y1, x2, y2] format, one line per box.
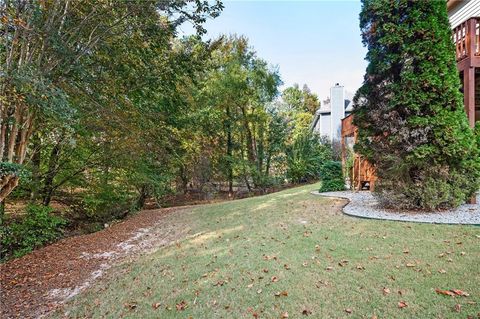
[316, 90, 354, 115]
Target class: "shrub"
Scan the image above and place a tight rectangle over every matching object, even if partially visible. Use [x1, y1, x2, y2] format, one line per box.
[319, 161, 344, 192]
[1, 205, 67, 260]
[353, 1, 480, 210]
[286, 131, 333, 183]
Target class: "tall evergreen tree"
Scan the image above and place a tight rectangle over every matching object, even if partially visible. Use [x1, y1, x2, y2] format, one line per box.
[353, 0, 480, 210]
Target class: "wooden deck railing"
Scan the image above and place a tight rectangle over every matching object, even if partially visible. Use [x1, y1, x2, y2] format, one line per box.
[453, 17, 480, 62]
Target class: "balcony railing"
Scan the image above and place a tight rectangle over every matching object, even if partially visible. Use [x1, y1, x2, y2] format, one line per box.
[452, 17, 480, 62]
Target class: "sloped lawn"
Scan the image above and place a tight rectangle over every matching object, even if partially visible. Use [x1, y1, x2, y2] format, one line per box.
[54, 183, 479, 318]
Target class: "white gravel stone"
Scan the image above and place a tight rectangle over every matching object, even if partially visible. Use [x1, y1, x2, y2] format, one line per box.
[312, 191, 480, 225]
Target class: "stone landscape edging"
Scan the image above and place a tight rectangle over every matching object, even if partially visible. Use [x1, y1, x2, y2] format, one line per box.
[311, 190, 480, 226]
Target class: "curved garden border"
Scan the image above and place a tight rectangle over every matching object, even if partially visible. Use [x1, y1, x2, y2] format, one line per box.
[311, 190, 480, 225]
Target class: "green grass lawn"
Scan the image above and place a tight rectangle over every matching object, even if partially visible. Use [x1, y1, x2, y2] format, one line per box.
[54, 183, 480, 318]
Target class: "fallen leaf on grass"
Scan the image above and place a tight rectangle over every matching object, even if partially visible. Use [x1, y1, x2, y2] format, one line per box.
[398, 301, 408, 308]
[338, 260, 349, 267]
[326, 266, 333, 271]
[124, 302, 137, 310]
[176, 301, 188, 311]
[438, 269, 447, 274]
[152, 302, 161, 310]
[405, 263, 415, 267]
[435, 289, 456, 297]
[271, 276, 279, 282]
[302, 308, 312, 316]
[383, 287, 391, 295]
[451, 289, 469, 296]
[435, 289, 470, 297]
[281, 311, 289, 318]
[274, 290, 288, 297]
[214, 280, 226, 286]
[454, 304, 461, 312]
[284, 264, 290, 270]
[345, 308, 352, 314]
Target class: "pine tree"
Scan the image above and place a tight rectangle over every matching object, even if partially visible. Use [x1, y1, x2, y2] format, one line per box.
[353, 0, 480, 210]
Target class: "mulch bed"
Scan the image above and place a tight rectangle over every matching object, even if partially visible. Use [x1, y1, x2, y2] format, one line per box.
[0, 206, 180, 319]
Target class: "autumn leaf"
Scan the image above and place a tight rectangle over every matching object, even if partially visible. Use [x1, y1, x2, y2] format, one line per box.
[124, 302, 137, 310]
[176, 301, 188, 311]
[435, 289, 469, 297]
[274, 290, 288, 297]
[281, 311, 289, 318]
[338, 260, 349, 267]
[435, 289, 455, 297]
[382, 287, 391, 295]
[302, 308, 312, 316]
[451, 289, 469, 297]
[454, 304, 461, 312]
[271, 276, 279, 282]
[398, 301, 408, 308]
[284, 264, 290, 270]
[152, 302, 161, 309]
[345, 308, 352, 314]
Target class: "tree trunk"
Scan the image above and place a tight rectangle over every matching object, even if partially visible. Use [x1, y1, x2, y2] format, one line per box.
[136, 185, 148, 210]
[226, 105, 233, 197]
[41, 138, 63, 206]
[30, 134, 41, 201]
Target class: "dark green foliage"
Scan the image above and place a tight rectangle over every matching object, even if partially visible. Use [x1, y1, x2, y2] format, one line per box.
[354, 0, 480, 210]
[286, 131, 333, 183]
[319, 161, 344, 192]
[1, 205, 67, 260]
[475, 123, 480, 148]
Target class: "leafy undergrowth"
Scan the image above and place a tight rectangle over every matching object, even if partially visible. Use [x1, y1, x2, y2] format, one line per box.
[53, 183, 480, 318]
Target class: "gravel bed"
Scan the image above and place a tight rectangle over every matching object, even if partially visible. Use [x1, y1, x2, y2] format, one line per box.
[312, 190, 480, 225]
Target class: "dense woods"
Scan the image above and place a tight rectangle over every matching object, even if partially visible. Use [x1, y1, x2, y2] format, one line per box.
[0, 0, 333, 258]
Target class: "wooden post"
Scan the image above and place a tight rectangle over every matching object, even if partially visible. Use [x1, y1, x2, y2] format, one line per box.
[468, 196, 477, 205]
[463, 66, 476, 128]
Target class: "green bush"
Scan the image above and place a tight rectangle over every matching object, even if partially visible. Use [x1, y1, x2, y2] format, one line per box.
[319, 161, 344, 192]
[82, 188, 132, 222]
[286, 131, 333, 183]
[1, 205, 67, 260]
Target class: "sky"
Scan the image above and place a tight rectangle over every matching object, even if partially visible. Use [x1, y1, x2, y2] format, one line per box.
[180, 0, 367, 102]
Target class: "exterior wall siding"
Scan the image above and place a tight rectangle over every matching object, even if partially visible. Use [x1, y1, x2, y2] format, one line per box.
[319, 114, 331, 138]
[448, 0, 480, 28]
[330, 85, 345, 141]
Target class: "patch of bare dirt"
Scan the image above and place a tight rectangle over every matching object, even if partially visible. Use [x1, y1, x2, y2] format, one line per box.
[0, 206, 190, 319]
